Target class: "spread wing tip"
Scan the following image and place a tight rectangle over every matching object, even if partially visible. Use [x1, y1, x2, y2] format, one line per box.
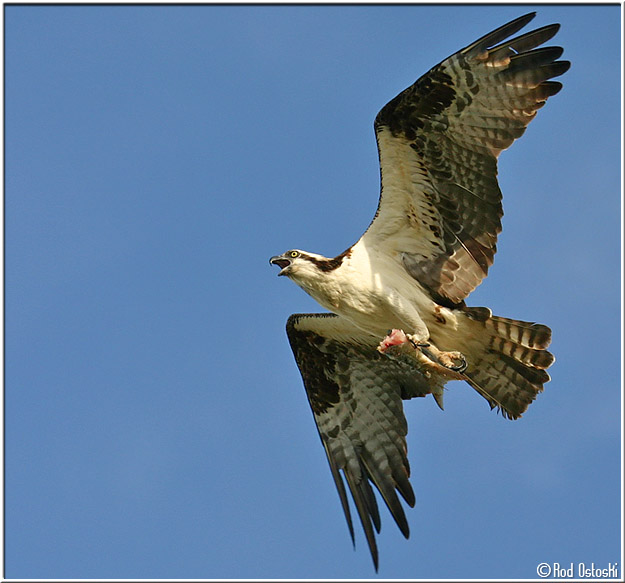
[286, 313, 418, 570]
[462, 12, 538, 54]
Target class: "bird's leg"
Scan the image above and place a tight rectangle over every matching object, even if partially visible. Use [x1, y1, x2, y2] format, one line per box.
[378, 329, 468, 379]
[416, 339, 468, 374]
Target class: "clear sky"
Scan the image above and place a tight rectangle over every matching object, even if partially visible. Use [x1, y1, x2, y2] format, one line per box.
[4, 4, 621, 580]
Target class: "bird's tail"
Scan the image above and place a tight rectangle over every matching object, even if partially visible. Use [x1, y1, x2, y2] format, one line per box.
[455, 306, 555, 419]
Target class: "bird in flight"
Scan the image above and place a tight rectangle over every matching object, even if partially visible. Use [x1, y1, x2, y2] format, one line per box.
[270, 12, 568, 570]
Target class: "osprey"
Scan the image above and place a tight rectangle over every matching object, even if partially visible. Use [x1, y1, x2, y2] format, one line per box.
[270, 13, 567, 570]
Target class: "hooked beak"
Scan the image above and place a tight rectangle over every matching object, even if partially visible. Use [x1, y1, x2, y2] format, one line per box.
[269, 254, 291, 276]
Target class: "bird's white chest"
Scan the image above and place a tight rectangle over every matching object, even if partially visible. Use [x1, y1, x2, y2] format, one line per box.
[301, 248, 434, 337]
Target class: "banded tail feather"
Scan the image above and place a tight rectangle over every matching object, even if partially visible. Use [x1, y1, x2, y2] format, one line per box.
[460, 307, 555, 419]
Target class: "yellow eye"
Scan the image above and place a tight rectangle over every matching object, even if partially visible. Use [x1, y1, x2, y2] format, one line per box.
[290, 251, 299, 258]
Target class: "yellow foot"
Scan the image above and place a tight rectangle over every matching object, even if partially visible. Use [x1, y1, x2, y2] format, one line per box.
[378, 330, 468, 380]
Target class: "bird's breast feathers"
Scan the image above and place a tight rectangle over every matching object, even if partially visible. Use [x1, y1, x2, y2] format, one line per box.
[297, 243, 446, 337]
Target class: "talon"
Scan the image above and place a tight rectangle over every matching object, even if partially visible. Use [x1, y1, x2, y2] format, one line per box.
[437, 351, 467, 373]
[448, 354, 468, 373]
[378, 331, 467, 376]
[405, 334, 428, 349]
[420, 345, 468, 375]
[406, 336, 418, 349]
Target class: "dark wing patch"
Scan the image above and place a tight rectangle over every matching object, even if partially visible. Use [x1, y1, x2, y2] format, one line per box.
[364, 13, 569, 305]
[286, 313, 441, 570]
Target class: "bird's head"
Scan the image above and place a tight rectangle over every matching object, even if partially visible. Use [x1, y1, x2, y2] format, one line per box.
[270, 249, 309, 277]
[269, 249, 330, 282]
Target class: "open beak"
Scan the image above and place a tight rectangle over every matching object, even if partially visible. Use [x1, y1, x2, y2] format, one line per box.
[269, 255, 291, 276]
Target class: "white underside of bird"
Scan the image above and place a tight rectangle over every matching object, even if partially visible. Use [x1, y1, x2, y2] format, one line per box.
[279, 240, 468, 362]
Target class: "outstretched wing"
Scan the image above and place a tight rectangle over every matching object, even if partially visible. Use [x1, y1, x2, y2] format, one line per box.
[286, 313, 444, 570]
[360, 13, 570, 306]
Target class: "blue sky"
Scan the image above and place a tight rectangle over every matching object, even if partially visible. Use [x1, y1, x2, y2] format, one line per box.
[4, 4, 621, 579]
